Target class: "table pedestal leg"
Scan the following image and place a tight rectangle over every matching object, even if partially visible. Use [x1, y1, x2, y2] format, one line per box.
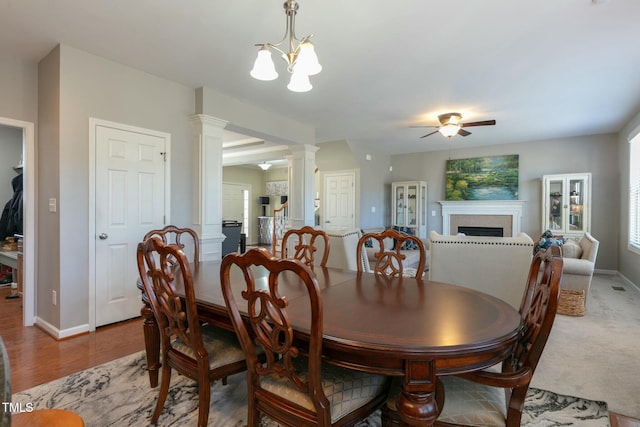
[396, 391, 438, 426]
[140, 303, 160, 388]
[395, 360, 442, 426]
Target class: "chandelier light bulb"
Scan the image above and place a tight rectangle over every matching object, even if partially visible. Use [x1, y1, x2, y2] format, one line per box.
[250, 48, 278, 81]
[295, 42, 322, 76]
[287, 71, 312, 92]
[258, 162, 272, 171]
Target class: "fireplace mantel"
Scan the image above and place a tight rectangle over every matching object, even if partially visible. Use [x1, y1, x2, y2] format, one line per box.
[439, 200, 526, 236]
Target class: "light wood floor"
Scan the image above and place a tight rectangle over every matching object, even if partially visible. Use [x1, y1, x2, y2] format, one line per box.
[0, 286, 637, 426]
[0, 286, 144, 393]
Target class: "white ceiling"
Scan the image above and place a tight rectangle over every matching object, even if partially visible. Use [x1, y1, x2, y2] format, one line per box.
[2, 0, 639, 159]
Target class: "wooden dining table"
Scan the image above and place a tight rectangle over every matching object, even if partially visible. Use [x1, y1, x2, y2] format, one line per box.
[137, 260, 522, 426]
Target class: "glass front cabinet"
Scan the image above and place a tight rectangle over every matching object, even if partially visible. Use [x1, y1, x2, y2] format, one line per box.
[391, 181, 427, 239]
[541, 173, 591, 239]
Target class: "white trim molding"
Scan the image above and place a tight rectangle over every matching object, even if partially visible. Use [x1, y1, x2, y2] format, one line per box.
[439, 200, 526, 237]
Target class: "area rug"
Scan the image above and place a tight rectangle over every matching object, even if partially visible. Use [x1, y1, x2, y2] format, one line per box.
[12, 351, 609, 426]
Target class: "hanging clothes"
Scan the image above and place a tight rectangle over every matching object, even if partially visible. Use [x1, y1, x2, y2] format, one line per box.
[0, 173, 23, 241]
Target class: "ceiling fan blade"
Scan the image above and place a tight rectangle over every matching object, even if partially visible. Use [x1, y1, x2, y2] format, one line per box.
[458, 129, 471, 137]
[461, 120, 496, 128]
[420, 130, 440, 138]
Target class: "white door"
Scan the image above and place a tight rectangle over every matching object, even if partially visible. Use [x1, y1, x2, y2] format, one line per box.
[94, 123, 167, 327]
[323, 172, 355, 231]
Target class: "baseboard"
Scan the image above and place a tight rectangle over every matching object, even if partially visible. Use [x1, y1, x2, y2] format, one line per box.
[594, 268, 617, 275]
[35, 316, 91, 340]
[616, 272, 640, 293]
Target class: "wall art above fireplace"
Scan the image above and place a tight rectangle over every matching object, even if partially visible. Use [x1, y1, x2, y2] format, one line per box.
[445, 154, 519, 200]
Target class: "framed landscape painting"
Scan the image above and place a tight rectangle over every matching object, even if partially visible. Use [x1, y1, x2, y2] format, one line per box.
[445, 154, 519, 200]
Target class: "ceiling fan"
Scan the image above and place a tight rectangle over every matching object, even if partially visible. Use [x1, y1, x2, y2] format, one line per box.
[412, 112, 496, 139]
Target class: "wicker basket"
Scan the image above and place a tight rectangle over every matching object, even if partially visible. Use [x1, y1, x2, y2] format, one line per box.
[557, 289, 586, 317]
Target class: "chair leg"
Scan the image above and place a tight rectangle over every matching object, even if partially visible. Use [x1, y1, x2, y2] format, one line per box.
[197, 379, 211, 427]
[151, 363, 172, 424]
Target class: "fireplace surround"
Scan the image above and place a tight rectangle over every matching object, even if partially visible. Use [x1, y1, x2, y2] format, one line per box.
[439, 200, 525, 237]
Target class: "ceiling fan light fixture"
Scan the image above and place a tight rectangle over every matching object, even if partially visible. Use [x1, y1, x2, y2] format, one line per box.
[258, 162, 272, 171]
[439, 124, 461, 138]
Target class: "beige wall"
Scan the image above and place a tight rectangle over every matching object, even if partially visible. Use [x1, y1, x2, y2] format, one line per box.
[618, 110, 640, 286]
[391, 134, 619, 271]
[37, 44, 195, 331]
[0, 53, 38, 124]
[0, 126, 23, 204]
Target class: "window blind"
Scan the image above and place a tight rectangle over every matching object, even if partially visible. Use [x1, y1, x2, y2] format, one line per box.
[630, 135, 640, 251]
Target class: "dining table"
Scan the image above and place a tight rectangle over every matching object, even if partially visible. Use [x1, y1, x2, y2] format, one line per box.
[137, 260, 522, 426]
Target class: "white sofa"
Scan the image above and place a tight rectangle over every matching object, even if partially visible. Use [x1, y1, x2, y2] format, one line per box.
[558, 232, 599, 305]
[323, 228, 429, 272]
[428, 231, 535, 309]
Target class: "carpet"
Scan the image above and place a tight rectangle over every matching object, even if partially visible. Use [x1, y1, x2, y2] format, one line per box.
[12, 351, 609, 427]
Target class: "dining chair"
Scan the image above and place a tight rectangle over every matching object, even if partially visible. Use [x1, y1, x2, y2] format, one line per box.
[220, 247, 390, 427]
[143, 225, 200, 264]
[281, 226, 330, 268]
[382, 245, 563, 427]
[136, 237, 248, 427]
[356, 228, 426, 279]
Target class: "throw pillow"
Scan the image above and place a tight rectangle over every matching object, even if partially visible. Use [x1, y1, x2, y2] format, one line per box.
[561, 238, 583, 259]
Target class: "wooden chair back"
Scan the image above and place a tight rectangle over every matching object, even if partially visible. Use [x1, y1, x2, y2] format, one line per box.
[137, 237, 207, 372]
[144, 225, 199, 264]
[433, 246, 563, 427]
[281, 226, 330, 268]
[356, 229, 426, 279]
[512, 244, 563, 377]
[220, 247, 333, 426]
[137, 237, 248, 427]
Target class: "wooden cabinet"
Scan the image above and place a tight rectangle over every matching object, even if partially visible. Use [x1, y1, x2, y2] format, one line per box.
[391, 181, 427, 239]
[541, 173, 591, 239]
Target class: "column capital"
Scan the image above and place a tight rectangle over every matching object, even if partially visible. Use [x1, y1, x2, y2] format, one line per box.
[191, 114, 229, 129]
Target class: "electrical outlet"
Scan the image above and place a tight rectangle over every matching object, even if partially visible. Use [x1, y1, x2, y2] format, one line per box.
[52, 290, 57, 306]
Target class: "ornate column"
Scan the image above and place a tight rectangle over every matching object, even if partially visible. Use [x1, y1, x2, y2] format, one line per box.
[191, 114, 228, 261]
[287, 144, 319, 229]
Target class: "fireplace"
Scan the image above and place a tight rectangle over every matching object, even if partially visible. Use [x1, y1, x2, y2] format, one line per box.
[458, 226, 504, 237]
[439, 200, 525, 237]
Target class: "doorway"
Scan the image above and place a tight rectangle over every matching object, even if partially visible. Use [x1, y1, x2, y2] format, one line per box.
[222, 182, 251, 242]
[0, 117, 35, 327]
[89, 119, 170, 329]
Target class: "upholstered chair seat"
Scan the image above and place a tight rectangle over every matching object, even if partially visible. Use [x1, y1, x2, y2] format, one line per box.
[436, 376, 507, 426]
[261, 357, 389, 424]
[171, 326, 246, 369]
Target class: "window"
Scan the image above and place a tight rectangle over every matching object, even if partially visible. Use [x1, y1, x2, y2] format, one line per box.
[630, 134, 640, 253]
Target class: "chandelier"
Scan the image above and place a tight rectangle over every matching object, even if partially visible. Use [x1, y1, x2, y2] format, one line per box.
[258, 162, 272, 171]
[250, 0, 322, 93]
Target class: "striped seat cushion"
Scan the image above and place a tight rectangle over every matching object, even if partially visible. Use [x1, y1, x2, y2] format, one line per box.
[171, 324, 246, 369]
[261, 357, 389, 424]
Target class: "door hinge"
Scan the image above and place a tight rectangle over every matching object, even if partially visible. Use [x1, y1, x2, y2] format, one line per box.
[160, 152, 167, 162]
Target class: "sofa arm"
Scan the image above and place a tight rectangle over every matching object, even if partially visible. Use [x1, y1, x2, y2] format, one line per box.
[561, 257, 594, 276]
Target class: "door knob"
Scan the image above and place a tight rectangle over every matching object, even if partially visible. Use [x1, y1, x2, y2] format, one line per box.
[98, 233, 108, 240]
